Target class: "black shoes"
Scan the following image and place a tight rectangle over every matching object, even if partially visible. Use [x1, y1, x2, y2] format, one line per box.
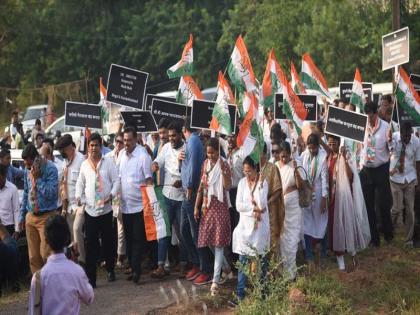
[107, 271, 116, 282]
[132, 272, 140, 284]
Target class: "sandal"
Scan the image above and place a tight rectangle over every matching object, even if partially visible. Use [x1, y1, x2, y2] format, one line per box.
[219, 270, 234, 284]
[151, 266, 166, 279]
[210, 282, 219, 297]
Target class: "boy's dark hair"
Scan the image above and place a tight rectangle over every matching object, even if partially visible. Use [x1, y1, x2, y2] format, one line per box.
[22, 143, 39, 160]
[35, 119, 42, 126]
[364, 101, 378, 114]
[0, 148, 11, 159]
[206, 137, 219, 151]
[42, 137, 54, 148]
[123, 126, 137, 138]
[307, 133, 320, 146]
[381, 94, 393, 104]
[158, 118, 170, 130]
[401, 121, 413, 134]
[326, 133, 340, 142]
[89, 133, 102, 145]
[167, 120, 183, 134]
[44, 215, 71, 252]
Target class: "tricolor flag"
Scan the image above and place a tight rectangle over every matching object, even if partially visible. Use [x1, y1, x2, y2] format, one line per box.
[176, 75, 204, 107]
[227, 35, 257, 94]
[167, 34, 194, 79]
[99, 77, 110, 125]
[236, 92, 263, 162]
[349, 68, 365, 111]
[210, 71, 235, 135]
[141, 185, 171, 241]
[396, 67, 420, 124]
[262, 49, 282, 108]
[278, 66, 308, 135]
[290, 62, 307, 94]
[301, 53, 330, 99]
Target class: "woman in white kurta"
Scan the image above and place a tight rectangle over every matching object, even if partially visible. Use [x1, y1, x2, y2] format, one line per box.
[301, 134, 328, 262]
[232, 156, 269, 300]
[276, 141, 303, 280]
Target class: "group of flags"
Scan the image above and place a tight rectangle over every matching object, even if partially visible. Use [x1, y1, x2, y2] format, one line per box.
[165, 33, 420, 165]
[92, 33, 420, 248]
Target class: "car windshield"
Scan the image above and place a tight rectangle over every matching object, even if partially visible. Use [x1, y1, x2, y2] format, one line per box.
[23, 108, 45, 121]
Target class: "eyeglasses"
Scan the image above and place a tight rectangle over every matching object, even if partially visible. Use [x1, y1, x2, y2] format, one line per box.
[115, 140, 123, 144]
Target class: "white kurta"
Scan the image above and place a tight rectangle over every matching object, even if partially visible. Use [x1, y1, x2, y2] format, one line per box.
[301, 149, 328, 239]
[232, 178, 270, 256]
[277, 161, 302, 279]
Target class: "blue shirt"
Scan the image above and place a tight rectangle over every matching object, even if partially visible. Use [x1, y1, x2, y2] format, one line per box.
[181, 132, 205, 191]
[6, 165, 25, 184]
[20, 160, 58, 222]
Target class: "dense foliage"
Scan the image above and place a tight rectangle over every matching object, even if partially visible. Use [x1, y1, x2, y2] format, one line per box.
[0, 0, 419, 122]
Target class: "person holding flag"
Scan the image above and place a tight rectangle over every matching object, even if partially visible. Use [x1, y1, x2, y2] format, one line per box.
[117, 126, 153, 285]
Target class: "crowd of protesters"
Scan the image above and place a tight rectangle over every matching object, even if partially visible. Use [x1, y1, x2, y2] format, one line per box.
[0, 93, 420, 312]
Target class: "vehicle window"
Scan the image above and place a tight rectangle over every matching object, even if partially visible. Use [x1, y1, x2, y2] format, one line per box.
[23, 108, 46, 121]
[51, 119, 64, 133]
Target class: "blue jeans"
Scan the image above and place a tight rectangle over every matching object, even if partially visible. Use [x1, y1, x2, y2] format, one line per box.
[237, 255, 268, 300]
[157, 197, 188, 265]
[304, 233, 328, 261]
[181, 194, 212, 274]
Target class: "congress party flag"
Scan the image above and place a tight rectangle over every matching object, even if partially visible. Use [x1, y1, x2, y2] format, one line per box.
[262, 49, 282, 108]
[176, 75, 204, 107]
[210, 71, 235, 135]
[349, 68, 365, 111]
[396, 67, 420, 124]
[167, 34, 194, 79]
[301, 53, 331, 99]
[290, 62, 307, 94]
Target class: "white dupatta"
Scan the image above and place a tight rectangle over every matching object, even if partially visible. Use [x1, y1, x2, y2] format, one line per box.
[206, 158, 225, 207]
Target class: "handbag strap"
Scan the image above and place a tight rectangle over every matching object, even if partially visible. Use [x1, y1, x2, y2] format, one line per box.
[294, 165, 308, 179]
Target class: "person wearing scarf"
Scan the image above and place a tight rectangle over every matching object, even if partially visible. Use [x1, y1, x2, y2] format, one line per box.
[232, 156, 269, 302]
[194, 138, 232, 296]
[301, 134, 328, 268]
[359, 101, 393, 247]
[326, 134, 370, 271]
[19, 144, 58, 274]
[276, 141, 304, 281]
[260, 142, 285, 260]
[75, 133, 120, 288]
[55, 134, 87, 265]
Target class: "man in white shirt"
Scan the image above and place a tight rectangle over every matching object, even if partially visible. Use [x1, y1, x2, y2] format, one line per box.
[359, 101, 393, 247]
[118, 126, 153, 284]
[55, 134, 86, 264]
[152, 121, 186, 277]
[75, 133, 120, 288]
[388, 121, 420, 247]
[106, 132, 126, 267]
[0, 165, 20, 238]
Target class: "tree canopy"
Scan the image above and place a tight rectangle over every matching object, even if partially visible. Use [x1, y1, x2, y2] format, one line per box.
[0, 0, 419, 124]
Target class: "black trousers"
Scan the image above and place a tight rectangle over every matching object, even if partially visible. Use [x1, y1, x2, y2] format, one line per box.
[5, 225, 15, 236]
[122, 212, 147, 275]
[84, 211, 115, 286]
[360, 162, 393, 246]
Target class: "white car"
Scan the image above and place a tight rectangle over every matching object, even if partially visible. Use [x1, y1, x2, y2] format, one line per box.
[45, 115, 81, 149]
[21, 104, 48, 133]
